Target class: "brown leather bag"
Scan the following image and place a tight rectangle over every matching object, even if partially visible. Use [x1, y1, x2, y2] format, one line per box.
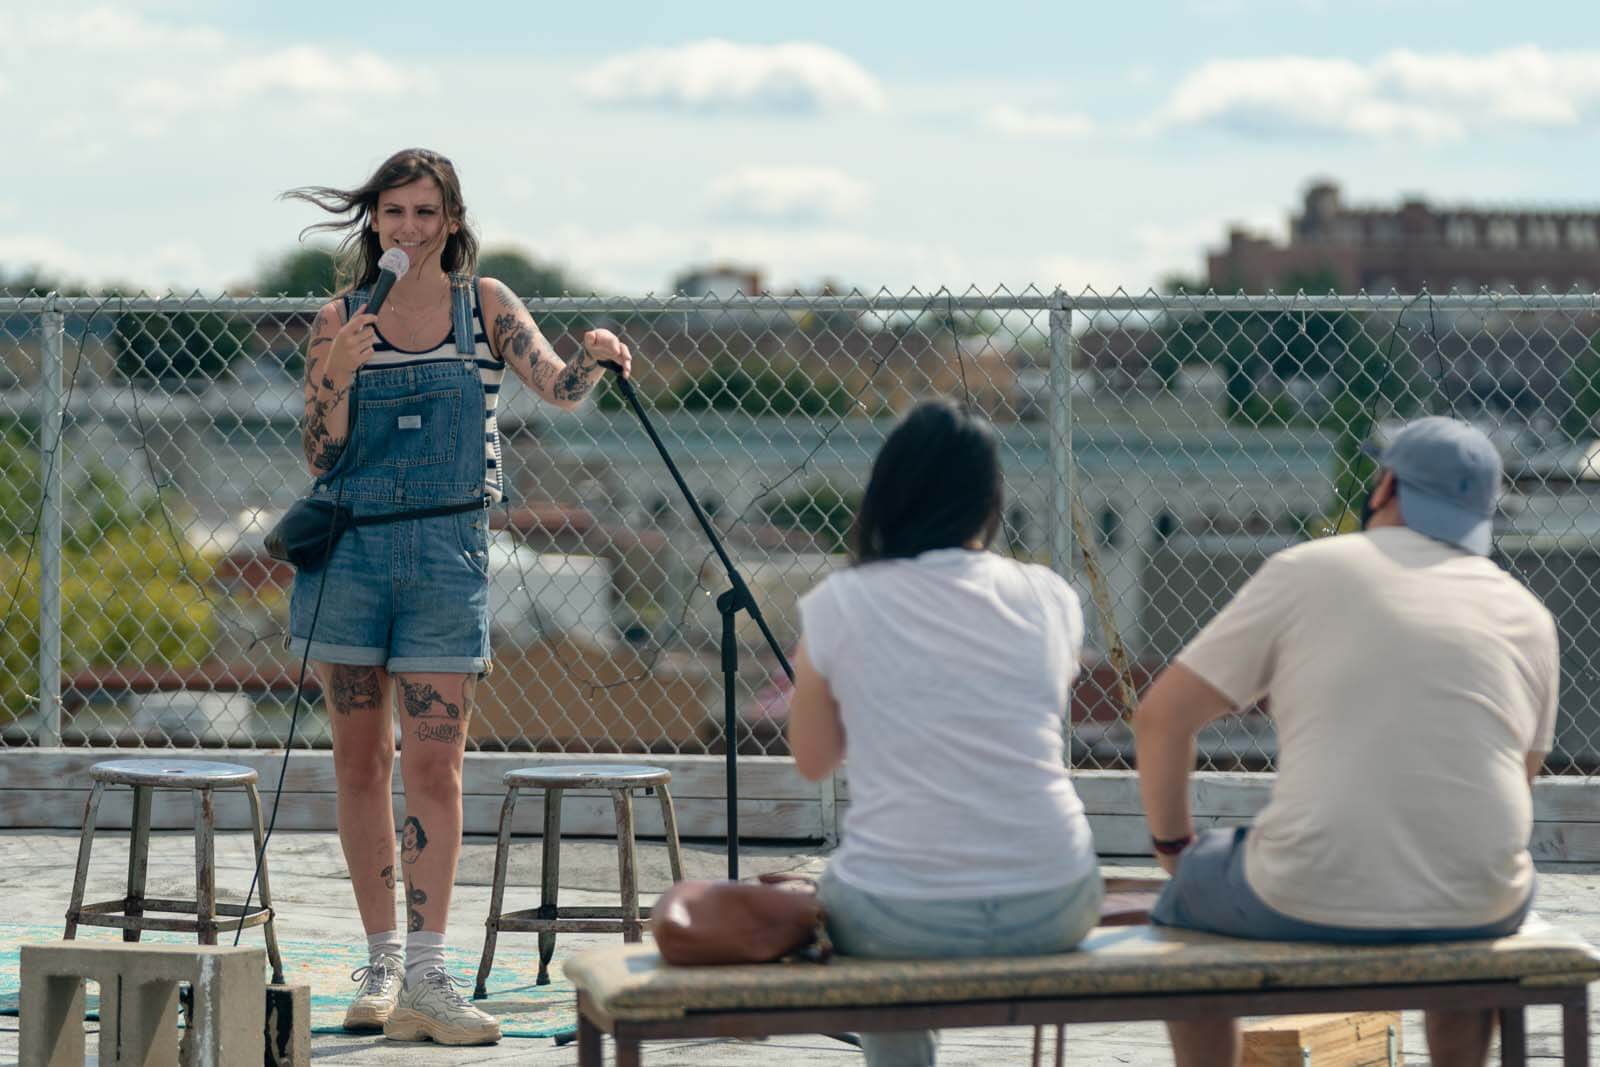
[650, 873, 832, 966]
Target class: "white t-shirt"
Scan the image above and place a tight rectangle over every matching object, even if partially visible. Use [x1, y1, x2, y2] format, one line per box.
[1178, 527, 1559, 929]
[798, 548, 1099, 899]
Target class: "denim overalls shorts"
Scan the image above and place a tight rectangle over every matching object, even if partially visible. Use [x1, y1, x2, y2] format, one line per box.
[287, 277, 493, 675]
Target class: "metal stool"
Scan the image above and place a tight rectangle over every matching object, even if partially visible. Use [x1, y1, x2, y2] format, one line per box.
[63, 758, 284, 985]
[475, 764, 685, 997]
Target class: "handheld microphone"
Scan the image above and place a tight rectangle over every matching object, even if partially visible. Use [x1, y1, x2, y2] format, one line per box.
[365, 247, 411, 315]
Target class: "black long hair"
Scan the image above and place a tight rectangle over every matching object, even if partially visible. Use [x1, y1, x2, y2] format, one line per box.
[849, 399, 1004, 564]
[281, 148, 480, 294]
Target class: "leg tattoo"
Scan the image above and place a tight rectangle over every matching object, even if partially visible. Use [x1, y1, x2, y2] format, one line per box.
[329, 665, 382, 715]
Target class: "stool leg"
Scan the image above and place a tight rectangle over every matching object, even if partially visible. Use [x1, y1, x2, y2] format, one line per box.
[193, 788, 217, 945]
[537, 787, 564, 985]
[124, 783, 152, 942]
[475, 785, 520, 999]
[613, 789, 641, 942]
[64, 781, 106, 939]
[244, 783, 285, 984]
[656, 784, 684, 883]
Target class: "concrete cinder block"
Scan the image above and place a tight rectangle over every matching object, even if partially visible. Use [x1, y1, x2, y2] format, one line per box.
[264, 984, 311, 1066]
[20, 941, 264, 1066]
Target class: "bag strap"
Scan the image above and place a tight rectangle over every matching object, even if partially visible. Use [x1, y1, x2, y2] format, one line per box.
[350, 498, 486, 527]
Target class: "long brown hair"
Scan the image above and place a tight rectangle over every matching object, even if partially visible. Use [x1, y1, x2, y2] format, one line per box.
[281, 148, 480, 293]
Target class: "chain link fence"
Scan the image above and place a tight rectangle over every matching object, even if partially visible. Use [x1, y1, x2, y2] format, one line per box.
[2, 289, 1599, 773]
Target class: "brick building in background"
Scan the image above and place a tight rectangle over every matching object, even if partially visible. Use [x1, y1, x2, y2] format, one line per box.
[1209, 180, 1600, 294]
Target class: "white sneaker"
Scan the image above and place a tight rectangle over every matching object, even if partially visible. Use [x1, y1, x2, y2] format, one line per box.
[342, 953, 404, 1031]
[383, 967, 502, 1046]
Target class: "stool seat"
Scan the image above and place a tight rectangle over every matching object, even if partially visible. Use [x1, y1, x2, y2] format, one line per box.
[89, 759, 258, 788]
[503, 764, 671, 789]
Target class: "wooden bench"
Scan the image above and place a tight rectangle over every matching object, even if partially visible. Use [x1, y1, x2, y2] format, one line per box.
[564, 921, 1600, 1066]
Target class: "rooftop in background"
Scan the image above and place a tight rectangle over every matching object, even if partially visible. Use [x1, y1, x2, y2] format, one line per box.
[1209, 180, 1600, 297]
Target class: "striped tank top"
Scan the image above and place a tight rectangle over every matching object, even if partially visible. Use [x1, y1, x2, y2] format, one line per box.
[355, 279, 507, 502]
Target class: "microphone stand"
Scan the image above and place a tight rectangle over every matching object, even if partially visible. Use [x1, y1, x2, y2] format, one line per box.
[549, 363, 861, 1054]
[599, 362, 792, 880]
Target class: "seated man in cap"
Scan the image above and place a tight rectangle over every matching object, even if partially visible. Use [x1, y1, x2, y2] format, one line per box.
[1135, 416, 1559, 1067]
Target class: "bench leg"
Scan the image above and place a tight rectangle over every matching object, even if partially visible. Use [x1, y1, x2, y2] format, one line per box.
[538, 787, 563, 986]
[64, 782, 105, 940]
[125, 784, 152, 942]
[475, 785, 519, 999]
[617, 1035, 642, 1067]
[1564, 989, 1589, 1067]
[578, 1008, 603, 1067]
[1500, 1006, 1527, 1067]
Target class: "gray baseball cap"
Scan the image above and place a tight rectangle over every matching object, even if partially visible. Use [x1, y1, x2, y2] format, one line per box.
[1371, 416, 1502, 555]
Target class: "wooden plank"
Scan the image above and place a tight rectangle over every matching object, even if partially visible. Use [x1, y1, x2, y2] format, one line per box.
[1241, 1011, 1402, 1066]
[0, 750, 818, 801]
[0, 789, 822, 840]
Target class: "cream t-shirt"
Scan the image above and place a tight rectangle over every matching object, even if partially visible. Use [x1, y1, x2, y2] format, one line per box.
[1177, 527, 1559, 929]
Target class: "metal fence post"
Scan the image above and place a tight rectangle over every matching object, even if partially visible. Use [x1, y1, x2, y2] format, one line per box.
[1048, 294, 1074, 579]
[37, 294, 65, 747]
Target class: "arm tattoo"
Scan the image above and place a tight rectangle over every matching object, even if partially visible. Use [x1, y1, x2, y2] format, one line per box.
[301, 307, 349, 471]
[302, 375, 350, 472]
[552, 351, 602, 402]
[329, 665, 381, 715]
[407, 886, 427, 932]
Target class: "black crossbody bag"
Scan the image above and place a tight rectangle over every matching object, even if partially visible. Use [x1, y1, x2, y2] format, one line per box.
[264, 496, 485, 571]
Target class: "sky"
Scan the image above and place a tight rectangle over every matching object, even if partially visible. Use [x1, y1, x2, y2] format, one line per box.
[5, 0, 1600, 296]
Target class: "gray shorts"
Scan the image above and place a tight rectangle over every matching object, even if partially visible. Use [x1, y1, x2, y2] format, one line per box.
[1152, 827, 1532, 944]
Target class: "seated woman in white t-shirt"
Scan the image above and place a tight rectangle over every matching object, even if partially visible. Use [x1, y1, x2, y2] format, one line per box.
[788, 399, 1103, 1067]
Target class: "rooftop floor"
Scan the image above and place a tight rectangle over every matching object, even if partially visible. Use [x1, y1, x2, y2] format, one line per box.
[1, 829, 1595, 1065]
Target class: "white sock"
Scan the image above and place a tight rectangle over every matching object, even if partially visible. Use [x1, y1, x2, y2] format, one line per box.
[366, 930, 402, 965]
[405, 931, 447, 987]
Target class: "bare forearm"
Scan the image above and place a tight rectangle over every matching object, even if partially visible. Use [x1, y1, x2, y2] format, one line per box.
[1135, 720, 1196, 841]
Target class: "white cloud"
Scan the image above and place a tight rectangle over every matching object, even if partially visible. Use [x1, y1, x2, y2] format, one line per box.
[578, 39, 885, 116]
[1159, 47, 1600, 140]
[217, 45, 415, 99]
[0, 234, 217, 293]
[985, 104, 1094, 139]
[707, 166, 870, 225]
[31, 5, 226, 52]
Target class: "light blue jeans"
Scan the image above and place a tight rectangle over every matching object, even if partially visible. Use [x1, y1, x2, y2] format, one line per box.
[819, 868, 1104, 1067]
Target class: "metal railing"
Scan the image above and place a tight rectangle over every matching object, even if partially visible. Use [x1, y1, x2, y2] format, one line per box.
[3, 287, 1599, 772]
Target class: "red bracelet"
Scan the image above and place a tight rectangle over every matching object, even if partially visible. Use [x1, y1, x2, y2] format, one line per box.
[1151, 834, 1194, 856]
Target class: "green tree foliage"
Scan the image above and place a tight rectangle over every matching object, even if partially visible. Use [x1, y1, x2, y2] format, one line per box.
[665, 358, 852, 416]
[478, 248, 588, 298]
[114, 310, 253, 386]
[762, 482, 860, 553]
[256, 246, 338, 297]
[1562, 336, 1600, 441]
[0, 434, 213, 720]
[1158, 271, 1420, 521]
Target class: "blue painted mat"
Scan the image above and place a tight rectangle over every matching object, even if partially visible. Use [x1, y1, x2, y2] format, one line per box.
[0, 922, 575, 1038]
